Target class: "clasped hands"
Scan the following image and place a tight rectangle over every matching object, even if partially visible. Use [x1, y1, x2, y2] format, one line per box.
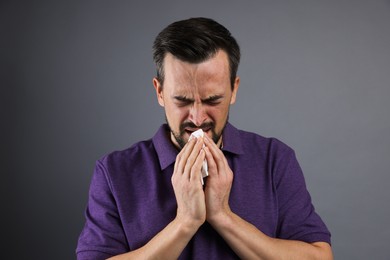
[172, 134, 233, 229]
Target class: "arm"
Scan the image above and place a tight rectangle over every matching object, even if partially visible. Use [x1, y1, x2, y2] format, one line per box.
[209, 210, 332, 260]
[108, 137, 207, 259]
[107, 217, 199, 260]
[203, 135, 333, 260]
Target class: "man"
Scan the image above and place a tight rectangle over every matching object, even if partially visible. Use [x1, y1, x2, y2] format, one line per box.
[77, 17, 332, 259]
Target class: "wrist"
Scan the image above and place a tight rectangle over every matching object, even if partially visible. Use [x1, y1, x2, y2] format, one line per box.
[174, 215, 204, 236]
[207, 209, 234, 229]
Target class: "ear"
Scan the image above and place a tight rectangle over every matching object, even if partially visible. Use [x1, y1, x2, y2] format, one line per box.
[230, 76, 240, 105]
[153, 77, 165, 107]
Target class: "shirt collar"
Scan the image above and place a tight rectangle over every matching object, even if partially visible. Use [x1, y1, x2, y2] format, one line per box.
[152, 124, 178, 171]
[221, 122, 245, 155]
[152, 122, 244, 171]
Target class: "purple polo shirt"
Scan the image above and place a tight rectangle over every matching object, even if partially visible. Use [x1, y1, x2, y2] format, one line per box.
[76, 123, 331, 259]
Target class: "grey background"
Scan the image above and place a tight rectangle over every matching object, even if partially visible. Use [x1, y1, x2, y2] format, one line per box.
[2, 0, 389, 259]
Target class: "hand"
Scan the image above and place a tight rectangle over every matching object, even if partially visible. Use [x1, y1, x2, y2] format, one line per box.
[172, 137, 206, 229]
[203, 135, 234, 224]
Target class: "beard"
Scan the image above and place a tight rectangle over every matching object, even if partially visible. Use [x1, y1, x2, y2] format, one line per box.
[166, 116, 228, 149]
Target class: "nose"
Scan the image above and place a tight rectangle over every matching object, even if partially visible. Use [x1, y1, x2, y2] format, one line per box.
[189, 102, 207, 126]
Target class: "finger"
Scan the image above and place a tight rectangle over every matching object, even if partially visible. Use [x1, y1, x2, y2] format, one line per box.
[203, 134, 223, 156]
[174, 137, 197, 176]
[204, 136, 227, 173]
[183, 138, 204, 179]
[190, 148, 206, 184]
[203, 146, 217, 176]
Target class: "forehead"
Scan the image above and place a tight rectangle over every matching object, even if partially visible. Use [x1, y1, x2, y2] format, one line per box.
[163, 50, 230, 94]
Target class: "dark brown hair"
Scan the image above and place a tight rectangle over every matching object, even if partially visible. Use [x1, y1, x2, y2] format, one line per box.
[153, 17, 240, 89]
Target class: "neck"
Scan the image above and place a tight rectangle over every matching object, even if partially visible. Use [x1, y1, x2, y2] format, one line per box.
[216, 136, 223, 149]
[170, 133, 181, 150]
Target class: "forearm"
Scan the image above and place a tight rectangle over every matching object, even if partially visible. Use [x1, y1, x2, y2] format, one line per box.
[109, 139, 208, 259]
[108, 217, 200, 260]
[209, 212, 333, 260]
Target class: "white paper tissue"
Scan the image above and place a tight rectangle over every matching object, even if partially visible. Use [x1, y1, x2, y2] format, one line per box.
[189, 129, 209, 184]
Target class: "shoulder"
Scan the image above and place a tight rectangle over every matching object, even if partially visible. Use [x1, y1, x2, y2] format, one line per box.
[103, 139, 155, 161]
[96, 139, 157, 178]
[235, 127, 294, 158]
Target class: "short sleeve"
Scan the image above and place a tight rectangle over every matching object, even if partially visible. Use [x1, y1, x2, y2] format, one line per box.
[274, 149, 331, 244]
[76, 160, 129, 259]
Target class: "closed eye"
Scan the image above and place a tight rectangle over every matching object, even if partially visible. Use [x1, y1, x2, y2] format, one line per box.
[174, 96, 193, 106]
[203, 95, 223, 106]
[173, 95, 223, 106]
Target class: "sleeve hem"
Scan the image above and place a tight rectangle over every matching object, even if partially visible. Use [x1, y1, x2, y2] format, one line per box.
[76, 249, 114, 260]
[294, 233, 332, 246]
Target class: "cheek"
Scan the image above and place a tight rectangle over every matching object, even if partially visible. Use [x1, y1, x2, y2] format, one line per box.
[211, 104, 229, 119]
[166, 105, 188, 123]
[206, 108, 225, 125]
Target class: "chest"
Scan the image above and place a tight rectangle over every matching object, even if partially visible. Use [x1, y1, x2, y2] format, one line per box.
[114, 158, 279, 251]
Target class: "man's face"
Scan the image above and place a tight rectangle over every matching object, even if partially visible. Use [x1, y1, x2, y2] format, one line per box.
[153, 50, 240, 149]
